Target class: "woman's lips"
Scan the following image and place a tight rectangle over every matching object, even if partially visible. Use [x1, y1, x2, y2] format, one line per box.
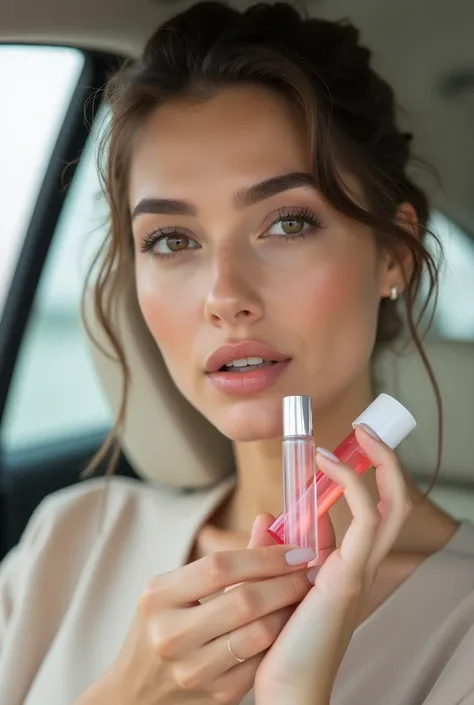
[205, 340, 289, 373]
[207, 359, 291, 396]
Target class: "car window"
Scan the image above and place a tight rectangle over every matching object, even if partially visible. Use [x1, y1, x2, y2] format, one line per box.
[430, 212, 474, 340]
[1, 102, 111, 450]
[0, 45, 85, 316]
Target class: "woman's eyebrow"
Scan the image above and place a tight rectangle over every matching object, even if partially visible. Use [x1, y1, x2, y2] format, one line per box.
[131, 197, 196, 220]
[234, 172, 315, 207]
[131, 171, 315, 221]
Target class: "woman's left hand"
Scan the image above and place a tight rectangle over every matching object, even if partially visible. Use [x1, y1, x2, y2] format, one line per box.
[254, 425, 413, 705]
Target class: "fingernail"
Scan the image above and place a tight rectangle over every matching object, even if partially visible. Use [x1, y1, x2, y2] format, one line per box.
[357, 423, 381, 441]
[316, 447, 339, 462]
[285, 547, 316, 566]
[307, 566, 320, 584]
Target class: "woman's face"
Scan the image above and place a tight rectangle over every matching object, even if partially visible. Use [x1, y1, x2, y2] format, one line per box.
[129, 85, 398, 441]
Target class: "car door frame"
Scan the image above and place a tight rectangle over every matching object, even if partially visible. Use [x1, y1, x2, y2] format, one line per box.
[0, 46, 137, 559]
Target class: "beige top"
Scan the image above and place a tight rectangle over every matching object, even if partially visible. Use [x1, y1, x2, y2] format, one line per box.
[1, 476, 474, 705]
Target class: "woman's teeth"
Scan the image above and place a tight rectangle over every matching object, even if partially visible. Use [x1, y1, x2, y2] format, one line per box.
[222, 357, 276, 372]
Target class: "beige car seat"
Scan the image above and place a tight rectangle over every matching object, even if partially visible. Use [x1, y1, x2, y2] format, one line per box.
[85, 275, 473, 520]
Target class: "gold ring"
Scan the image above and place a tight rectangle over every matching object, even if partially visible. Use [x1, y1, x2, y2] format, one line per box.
[227, 637, 246, 664]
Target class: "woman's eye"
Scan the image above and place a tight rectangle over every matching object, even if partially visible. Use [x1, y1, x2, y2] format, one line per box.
[272, 217, 306, 236]
[156, 234, 198, 254]
[266, 213, 321, 239]
[141, 231, 200, 257]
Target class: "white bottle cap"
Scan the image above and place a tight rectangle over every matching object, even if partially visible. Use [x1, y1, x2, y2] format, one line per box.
[352, 393, 416, 449]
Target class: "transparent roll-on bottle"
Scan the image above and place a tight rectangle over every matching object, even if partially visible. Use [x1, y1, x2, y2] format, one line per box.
[281, 395, 318, 556]
[268, 393, 416, 546]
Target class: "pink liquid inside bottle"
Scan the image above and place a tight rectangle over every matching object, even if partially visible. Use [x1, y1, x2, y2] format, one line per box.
[268, 393, 416, 546]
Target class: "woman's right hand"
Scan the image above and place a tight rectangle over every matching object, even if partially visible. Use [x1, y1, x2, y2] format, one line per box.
[86, 535, 313, 705]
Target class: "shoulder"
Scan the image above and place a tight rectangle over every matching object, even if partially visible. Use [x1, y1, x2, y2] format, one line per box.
[34, 474, 187, 516]
[20, 474, 232, 545]
[0, 476, 232, 699]
[0, 474, 233, 635]
[424, 618, 474, 704]
[429, 521, 474, 622]
[1, 475, 233, 585]
[438, 520, 474, 580]
[10, 476, 183, 550]
[422, 522, 474, 703]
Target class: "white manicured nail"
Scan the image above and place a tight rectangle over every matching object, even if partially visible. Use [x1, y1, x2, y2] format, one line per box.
[285, 547, 316, 565]
[357, 423, 381, 440]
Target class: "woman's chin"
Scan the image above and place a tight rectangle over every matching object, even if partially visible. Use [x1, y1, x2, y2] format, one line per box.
[208, 402, 284, 442]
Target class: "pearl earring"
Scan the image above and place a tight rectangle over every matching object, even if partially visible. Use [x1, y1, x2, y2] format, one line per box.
[390, 285, 398, 301]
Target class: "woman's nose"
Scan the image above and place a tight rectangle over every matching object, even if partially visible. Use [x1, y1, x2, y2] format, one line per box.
[204, 257, 263, 328]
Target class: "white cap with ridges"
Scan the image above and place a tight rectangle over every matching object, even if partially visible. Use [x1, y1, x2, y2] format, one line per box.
[352, 393, 416, 449]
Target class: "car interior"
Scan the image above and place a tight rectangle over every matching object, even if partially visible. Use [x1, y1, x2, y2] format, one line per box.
[0, 0, 473, 562]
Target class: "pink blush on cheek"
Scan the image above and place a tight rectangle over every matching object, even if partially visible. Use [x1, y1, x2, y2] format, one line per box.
[135, 273, 204, 397]
[318, 242, 380, 310]
[286, 251, 380, 375]
[295, 257, 370, 319]
[135, 272, 182, 345]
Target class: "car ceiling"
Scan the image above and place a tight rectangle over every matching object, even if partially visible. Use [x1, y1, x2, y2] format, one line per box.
[2, 0, 474, 236]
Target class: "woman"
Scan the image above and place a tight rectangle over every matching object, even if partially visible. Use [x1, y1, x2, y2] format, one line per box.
[1, 2, 474, 704]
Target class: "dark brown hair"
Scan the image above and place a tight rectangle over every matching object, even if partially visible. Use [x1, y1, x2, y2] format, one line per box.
[84, 1, 442, 486]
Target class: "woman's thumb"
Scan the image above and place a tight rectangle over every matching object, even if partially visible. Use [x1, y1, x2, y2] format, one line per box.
[247, 513, 278, 548]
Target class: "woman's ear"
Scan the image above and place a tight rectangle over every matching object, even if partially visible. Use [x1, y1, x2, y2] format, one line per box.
[379, 202, 419, 300]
